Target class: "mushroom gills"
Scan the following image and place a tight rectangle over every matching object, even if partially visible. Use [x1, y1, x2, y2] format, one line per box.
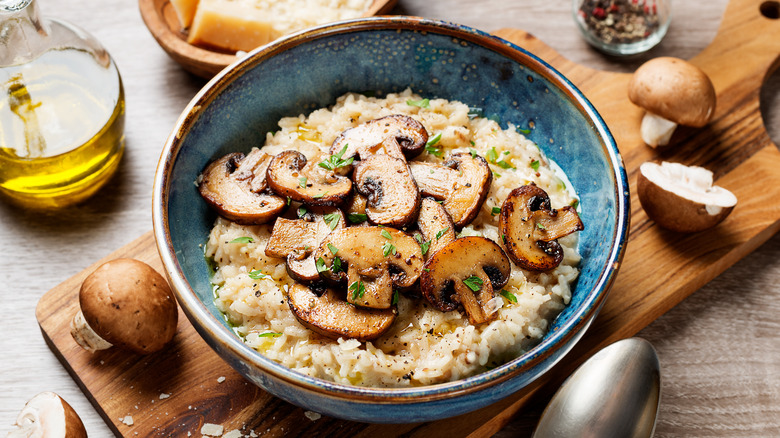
[287, 283, 396, 342]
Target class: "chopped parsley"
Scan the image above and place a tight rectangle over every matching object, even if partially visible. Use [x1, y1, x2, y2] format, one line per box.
[332, 256, 343, 273]
[469, 148, 478, 159]
[349, 280, 366, 300]
[312, 191, 328, 199]
[419, 240, 431, 255]
[500, 289, 518, 303]
[382, 241, 397, 257]
[381, 229, 392, 240]
[536, 222, 547, 231]
[491, 207, 501, 216]
[435, 227, 450, 240]
[315, 257, 328, 275]
[392, 290, 399, 305]
[258, 332, 282, 337]
[298, 176, 307, 188]
[327, 243, 339, 255]
[487, 147, 498, 163]
[406, 98, 430, 108]
[318, 143, 354, 171]
[229, 237, 253, 244]
[517, 126, 531, 135]
[425, 133, 444, 157]
[462, 275, 484, 292]
[323, 213, 340, 230]
[530, 160, 540, 171]
[248, 270, 269, 280]
[571, 199, 580, 210]
[297, 206, 308, 217]
[347, 213, 368, 223]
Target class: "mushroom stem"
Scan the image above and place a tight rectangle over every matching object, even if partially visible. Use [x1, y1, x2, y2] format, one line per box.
[640, 112, 678, 148]
[70, 309, 113, 353]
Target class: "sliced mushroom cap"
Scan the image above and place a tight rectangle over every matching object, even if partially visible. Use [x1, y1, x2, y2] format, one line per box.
[499, 184, 584, 271]
[409, 152, 492, 227]
[637, 161, 737, 232]
[628, 57, 716, 147]
[265, 207, 344, 282]
[71, 258, 178, 355]
[416, 197, 456, 259]
[198, 149, 287, 224]
[330, 114, 428, 161]
[287, 283, 396, 342]
[420, 236, 511, 325]
[8, 392, 86, 438]
[266, 150, 352, 206]
[314, 226, 424, 309]
[353, 154, 421, 227]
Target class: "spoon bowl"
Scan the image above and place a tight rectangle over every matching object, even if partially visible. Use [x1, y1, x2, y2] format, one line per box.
[533, 337, 661, 438]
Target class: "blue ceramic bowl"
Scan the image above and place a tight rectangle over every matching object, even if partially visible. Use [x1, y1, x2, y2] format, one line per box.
[153, 16, 629, 423]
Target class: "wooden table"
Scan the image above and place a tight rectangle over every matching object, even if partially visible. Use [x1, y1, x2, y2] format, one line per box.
[2, 1, 778, 436]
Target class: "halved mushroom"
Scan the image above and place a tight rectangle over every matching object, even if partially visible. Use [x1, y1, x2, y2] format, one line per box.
[409, 152, 492, 227]
[287, 283, 396, 342]
[628, 57, 716, 147]
[637, 161, 737, 232]
[198, 148, 287, 224]
[266, 150, 352, 206]
[314, 226, 424, 309]
[330, 114, 428, 161]
[499, 184, 584, 271]
[265, 207, 344, 282]
[8, 392, 86, 438]
[420, 236, 511, 324]
[416, 197, 456, 259]
[353, 154, 421, 227]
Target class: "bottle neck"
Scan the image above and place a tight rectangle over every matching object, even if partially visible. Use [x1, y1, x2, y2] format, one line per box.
[1, 0, 50, 66]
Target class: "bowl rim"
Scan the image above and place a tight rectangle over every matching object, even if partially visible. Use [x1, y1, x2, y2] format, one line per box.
[152, 15, 630, 403]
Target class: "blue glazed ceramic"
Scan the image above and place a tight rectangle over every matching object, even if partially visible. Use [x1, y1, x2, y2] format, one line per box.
[153, 16, 630, 423]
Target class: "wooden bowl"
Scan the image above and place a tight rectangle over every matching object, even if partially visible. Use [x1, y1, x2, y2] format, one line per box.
[139, 0, 397, 78]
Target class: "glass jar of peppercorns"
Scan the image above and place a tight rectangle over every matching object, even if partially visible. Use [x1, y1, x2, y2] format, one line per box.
[573, 0, 672, 56]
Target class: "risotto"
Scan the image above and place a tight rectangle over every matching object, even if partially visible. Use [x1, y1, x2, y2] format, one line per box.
[203, 89, 582, 387]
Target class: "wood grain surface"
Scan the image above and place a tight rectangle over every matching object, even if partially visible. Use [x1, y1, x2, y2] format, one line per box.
[2, 1, 780, 437]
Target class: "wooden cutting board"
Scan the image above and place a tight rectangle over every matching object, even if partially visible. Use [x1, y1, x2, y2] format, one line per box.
[36, 0, 780, 436]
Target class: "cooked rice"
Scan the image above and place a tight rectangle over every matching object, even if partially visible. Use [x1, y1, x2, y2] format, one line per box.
[205, 89, 581, 387]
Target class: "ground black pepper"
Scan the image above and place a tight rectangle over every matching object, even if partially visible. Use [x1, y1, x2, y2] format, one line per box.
[577, 0, 661, 45]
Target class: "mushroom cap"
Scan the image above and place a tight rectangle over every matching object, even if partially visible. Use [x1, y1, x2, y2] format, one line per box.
[266, 150, 352, 206]
[198, 150, 287, 225]
[330, 114, 428, 161]
[420, 236, 511, 324]
[79, 258, 178, 355]
[353, 154, 421, 227]
[9, 392, 86, 438]
[499, 184, 584, 271]
[287, 283, 396, 342]
[416, 197, 456, 258]
[628, 57, 716, 127]
[637, 161, 737, 233]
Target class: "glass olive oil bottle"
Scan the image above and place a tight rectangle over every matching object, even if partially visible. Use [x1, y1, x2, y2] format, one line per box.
[0, 0, 125, 208]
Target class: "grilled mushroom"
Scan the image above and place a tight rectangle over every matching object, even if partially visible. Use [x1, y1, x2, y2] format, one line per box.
[314, 226, 424, 309]
[409, 152, 492, 227]
[420, 236, 511, 324]
[265, 207, 344, 282]
[499, 184, 583, 271]
[287, 283, 396, 342]
[330, 114, 428, 161]
[416, 197, 456, 259]
[198, 148, 287, 224]
[266, 150, 352, 206]
[353, 154, 421, 227]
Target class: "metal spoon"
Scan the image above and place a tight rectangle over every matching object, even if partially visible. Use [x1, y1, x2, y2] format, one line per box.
[532, 337, 661, 438]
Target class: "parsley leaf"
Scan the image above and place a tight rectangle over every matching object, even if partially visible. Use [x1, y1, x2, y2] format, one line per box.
[536, 222, 547, 231]
[469, 148, 478, 159]
[382, 241, 397, 257]
[349, 280, 366, 300]
[248, 270, 269, 280]
[426, 132, 442, 147]
[517, 126, 531, 135]
[500, 289, 518, 303]
[323, 213, 340, 230]
[258, 332, 282, 337]
[571, 199, 580, 210]
[315, 257, 328, 275]
[312, 191, 328, 199]
[530, 160, 540, 171]
[419, 240, 431, 255]
[347, 213, 368, 223]
[332, 256, 343, 273]
[318, 143, 354, 171]
[327, 243, 339, 255]
[486, 147, 499, 163]
[462, 275, 484, 292]
[491, 207, 501, 216]
[381, 229, 392, 240]
[435, 227, 450, 240]
[297, 206, 308, 217]
[392, 290, 399, 305]
[229, 237, 253, 244]
[407, 98, 430, 108]
[298, 176, 307, 188]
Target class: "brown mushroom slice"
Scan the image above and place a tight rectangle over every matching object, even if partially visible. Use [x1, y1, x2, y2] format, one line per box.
[416, 197, 456, 258]
[315, 226, 424, 309]
[266, 150, 352, 206]
[409, 152, 492, 227]
[330, 114, 428, 161]
[353, 154, 421, 227]
[9, 392, 87, 438]
[628, 57, 716, 147]
[344, 192, 369, 224]
[637, 161, 737, 232]
[420, 236, 511, 325]
[499, 184, 584, 272]
[287, 283, 396, 342]
[198, 150, 287, 224]
[265, 207, 344, 282]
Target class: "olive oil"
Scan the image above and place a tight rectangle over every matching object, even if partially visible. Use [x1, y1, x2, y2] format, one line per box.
[0, 49, 125, 208]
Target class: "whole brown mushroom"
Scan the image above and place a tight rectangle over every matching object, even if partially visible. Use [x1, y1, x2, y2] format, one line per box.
[70, 258, 178, 355]
[628, 57, 716, 147]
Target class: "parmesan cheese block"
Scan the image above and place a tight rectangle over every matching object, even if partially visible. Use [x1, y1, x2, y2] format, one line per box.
[187, 0, 274, 52]
[170, 0, 199, 28]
